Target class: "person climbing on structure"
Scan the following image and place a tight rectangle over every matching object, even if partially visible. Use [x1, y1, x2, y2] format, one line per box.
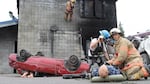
[64, 0, 76, 22]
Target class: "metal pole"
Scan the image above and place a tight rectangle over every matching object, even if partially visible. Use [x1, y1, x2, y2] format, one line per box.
[50, 25, 58, 58]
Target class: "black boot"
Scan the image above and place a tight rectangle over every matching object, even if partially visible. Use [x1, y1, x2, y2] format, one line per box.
[144, 64, 150, 79]
[144, 64, 150, 74]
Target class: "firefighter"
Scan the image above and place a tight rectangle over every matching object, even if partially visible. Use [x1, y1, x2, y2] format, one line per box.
[64, 0, 76, 22]
[90, 30, 111, 61]
[107, 28, 149, 80]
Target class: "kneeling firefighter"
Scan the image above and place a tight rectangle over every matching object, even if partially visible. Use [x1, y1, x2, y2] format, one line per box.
[106, 28, 150, 80]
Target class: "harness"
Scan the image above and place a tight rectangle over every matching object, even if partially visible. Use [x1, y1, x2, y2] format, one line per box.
[90, 43, 103, 55]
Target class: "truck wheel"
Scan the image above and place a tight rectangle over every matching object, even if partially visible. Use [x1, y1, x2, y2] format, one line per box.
[141, 53, 150, 64]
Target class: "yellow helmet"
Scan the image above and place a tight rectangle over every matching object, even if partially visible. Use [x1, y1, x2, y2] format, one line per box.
[70, 0, 76, 3]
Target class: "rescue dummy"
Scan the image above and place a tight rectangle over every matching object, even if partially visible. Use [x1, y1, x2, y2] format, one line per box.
[91, 64, 125, 82]
[106, 28, 150, 80]
[99, 64, 121, 77]
[99, 64, 109, 77]
[64, 0, 76, 22]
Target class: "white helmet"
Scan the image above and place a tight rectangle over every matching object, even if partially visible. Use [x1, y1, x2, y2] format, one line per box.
[110, 28, 121, 35]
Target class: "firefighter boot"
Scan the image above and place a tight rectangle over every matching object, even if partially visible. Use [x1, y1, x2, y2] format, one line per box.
[143, 64, 150, 79]
[136, 65, 150, 80]
[128, 65, 149, 80]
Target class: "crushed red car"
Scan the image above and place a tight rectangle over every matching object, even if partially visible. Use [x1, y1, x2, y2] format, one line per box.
[8, 51, 90, 76]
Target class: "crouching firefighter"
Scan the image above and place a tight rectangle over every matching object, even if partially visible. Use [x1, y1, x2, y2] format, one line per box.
[107, 28, 150, 80]
[89, 30, 111, 62]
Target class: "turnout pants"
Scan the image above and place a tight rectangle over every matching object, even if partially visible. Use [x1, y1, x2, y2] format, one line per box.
[122, 61, 149, 80]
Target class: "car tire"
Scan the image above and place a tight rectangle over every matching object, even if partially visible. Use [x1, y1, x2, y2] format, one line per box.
[141, 53, 150, 65]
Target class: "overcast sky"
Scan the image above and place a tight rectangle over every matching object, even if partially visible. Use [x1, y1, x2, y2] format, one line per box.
[0, 0, 149, 36]
[116, 0, 150, 36]
[0, 0, 18, 21]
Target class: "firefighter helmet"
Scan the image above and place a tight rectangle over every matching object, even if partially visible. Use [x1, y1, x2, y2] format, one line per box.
[110, 28, 121, 35]
[99, 30, 110, 39]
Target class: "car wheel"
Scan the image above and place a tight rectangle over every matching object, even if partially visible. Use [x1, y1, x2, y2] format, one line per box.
[141, 53, 150, 65]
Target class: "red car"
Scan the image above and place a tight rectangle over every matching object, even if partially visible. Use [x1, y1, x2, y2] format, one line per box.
[9, 53, 90, 76]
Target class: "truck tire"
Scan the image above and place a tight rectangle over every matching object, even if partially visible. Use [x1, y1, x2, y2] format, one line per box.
[141, 53, 150, 65]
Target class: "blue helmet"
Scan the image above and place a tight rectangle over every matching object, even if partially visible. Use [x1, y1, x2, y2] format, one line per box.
[99, 30, 110, 39]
